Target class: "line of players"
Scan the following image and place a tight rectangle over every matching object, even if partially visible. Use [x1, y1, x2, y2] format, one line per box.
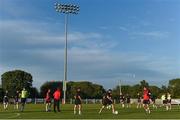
[99, 86, 172, 114]
[2, 87, 172, 115]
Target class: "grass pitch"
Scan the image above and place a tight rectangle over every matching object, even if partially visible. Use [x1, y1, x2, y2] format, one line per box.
[0, 103, 180, 119]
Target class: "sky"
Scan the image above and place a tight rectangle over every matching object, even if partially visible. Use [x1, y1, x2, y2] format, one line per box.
[0, 0, 180, 89]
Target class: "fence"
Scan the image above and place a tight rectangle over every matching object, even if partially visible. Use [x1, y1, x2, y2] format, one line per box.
[23, 98, 180, 105]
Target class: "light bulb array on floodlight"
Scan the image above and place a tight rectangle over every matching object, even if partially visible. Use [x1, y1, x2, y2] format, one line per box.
[54, 3, 80, 14]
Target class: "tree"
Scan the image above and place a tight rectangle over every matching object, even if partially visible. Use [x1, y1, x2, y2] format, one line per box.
[66, 81, 105, 99]
[29, 87, 39, 98]
[149, 86, 161, 98]
[168, 78, 180, 98]
[140, 80, 149, 89]
[160, 85, 169, 94]
[40, 81, 63, 98]
[0, 88, 3, 102]
[40, 81, 105, 99]
[112, 85, 132, 99]
[1, 70, 33, 97]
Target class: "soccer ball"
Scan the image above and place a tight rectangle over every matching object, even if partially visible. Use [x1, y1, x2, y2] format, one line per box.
[114, 111, 118, 114]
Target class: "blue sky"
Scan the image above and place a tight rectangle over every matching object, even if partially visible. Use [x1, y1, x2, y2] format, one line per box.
[0, 0, 180, 89]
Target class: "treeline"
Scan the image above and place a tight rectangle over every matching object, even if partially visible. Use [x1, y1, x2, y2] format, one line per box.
[40, 79, 180, 99]
[0, 70, 180, 102]
[40, 81, 105, 99]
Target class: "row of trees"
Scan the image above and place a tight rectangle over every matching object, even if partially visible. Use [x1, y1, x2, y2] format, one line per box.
[1, 70, 180, 101]
[40, 81, 105, 99]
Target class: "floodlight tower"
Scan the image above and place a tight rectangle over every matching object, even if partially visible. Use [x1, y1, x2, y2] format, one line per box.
[54, 2, 80, 104]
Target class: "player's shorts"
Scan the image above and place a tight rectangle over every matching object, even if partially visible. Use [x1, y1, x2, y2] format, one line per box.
[143, 100, 150, 104]
[15, 98, 19, 103]
[167, 99, 171, 103]
[163, 100, 167, 104]
[75, 99, 81, 105]
[120, 100, 125, 104]
[21, 98, 26, 103]
[3, 101, 8, 104]
[46, 100, 51, 103]
[127, 100, 130, 104]
[105, 99, 112, 105]
[102, 98, 109, 106]
[3, 98, 9, 104]
[137, 99, 141, 103]
[151, 99, 155, 103]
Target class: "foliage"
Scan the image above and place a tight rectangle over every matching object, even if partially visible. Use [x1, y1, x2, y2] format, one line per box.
[29, 87, 40, 98]
[112, 80, 162, 98]
[168, 78, 180, 98]
[67, 81, 105, 99]
[40, 81, 105, 99]
[1, 70, 38, 98]
[40, 81, 63, 98]
[0, 88, 3, 102]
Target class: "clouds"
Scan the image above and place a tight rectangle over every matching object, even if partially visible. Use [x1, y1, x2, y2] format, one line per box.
[132, 31, 170, 39]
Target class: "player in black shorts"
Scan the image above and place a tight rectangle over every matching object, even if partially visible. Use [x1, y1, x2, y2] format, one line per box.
[143, 87, 151, 114]
[74, 88, 82, 115]
[14, 90, 20, 110]
[99, 89, 116, 114]
[126, 93, 131, 108]
[137, 92, 142, 109]
[120, 93, 125, 108]
[166, 92, 172, 110]
[3, 90, 9, 110]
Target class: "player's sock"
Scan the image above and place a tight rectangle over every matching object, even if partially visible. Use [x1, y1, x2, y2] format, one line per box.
[5, 104, 8, 110]
[145, 108, 148, 114]
[3, 104, 6, 109]
[166, 106, 168, 111]
[112, 109, 115, 114]
[79, 110, 81, 115]
[122, 104, 124, 108]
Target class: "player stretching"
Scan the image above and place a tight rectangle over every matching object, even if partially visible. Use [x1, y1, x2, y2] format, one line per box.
[99, 89, 116, 114]
[143, 87, 151, 114]
[74, 88, 82, 115]
[45, 89, 51, 112]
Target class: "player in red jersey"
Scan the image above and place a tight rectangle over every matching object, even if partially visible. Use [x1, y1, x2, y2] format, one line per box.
[53, 88, 61, 112]
[45, 89, 51, 112]
[143, 87, 151, 114]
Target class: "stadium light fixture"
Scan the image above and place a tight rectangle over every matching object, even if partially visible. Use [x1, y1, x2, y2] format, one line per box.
[54, 2, 80, 104]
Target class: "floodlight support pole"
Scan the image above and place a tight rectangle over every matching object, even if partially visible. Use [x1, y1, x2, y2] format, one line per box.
[63, 13, 68, 104]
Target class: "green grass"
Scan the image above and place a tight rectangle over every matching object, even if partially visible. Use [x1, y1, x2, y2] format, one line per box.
[0, 103, 180, 119]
